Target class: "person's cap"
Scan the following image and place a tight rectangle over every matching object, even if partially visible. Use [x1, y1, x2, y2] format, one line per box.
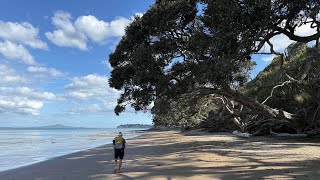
[118, 132, 123, 136]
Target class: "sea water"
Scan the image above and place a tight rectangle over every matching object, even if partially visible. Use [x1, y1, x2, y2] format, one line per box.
[0, 128, 143, 172]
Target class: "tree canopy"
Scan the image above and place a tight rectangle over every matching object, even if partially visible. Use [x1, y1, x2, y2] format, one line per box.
[109, 0, 320, 134]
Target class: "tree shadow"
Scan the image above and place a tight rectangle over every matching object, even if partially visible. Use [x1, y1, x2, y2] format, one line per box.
[89, 131, 320, 179]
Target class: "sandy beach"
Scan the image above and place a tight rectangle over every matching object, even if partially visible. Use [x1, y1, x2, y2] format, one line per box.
[0, 130, 320, 180]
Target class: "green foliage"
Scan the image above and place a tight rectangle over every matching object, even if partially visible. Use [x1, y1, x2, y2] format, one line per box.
[152, 93, 210, 129]
[246, 43, 320, 113]
[200, 108, 238, 132]
[108, 0, 320, 133]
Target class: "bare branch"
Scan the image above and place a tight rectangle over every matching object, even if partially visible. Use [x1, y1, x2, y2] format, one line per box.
[254, 52, 277, 55]
[262, 80, 291, 104]
[253, 31, 282, 53]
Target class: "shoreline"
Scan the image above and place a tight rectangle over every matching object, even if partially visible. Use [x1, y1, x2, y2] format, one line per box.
[1, 130, 320, 179]
[0, 129, 145, 173]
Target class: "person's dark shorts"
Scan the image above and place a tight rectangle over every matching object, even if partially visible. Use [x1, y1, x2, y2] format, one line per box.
[114, 149, 124, 159]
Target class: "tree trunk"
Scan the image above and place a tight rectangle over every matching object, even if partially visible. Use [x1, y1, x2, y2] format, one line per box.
[198, 87, 297, 134]
[221, 87, 294, 120]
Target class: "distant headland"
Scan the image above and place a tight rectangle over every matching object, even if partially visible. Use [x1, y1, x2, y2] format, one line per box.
[117, 124, 153, 129]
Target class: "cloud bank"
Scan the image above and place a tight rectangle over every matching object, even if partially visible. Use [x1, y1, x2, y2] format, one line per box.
[46, 11, 136, 50]
[0, 86, 60, 115]
[65, 74, 120, 113]
[0, 21, 47, 49]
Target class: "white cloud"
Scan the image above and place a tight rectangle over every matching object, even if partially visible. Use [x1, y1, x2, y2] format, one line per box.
[27, 66, 65, 77]
[46, 10, 136, 50]
[0, 21, 47, 49]
[0, 62, 64, 115]
[0, 86, 62, 115]
[0, 76, 28, 84]
[65, 74, 120, 100]
[64, 74, 120, 113]
[75, 15, 131, 43]
[45, 11, 88, 50]
[0, 96, 43, 115]
[294, 19, 317, 37]
[0, 87, 58, 101]
[261, 20, 318, 53]
[259, 34, 294, 53]
[134, 13, 144, 18]
[50, 11, 75, 33]
[0, 64, 29, 84]
[0, 40, 36, 65]
[67, 101, 121, 114]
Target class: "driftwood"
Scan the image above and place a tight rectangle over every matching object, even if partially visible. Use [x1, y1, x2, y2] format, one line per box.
[232, 130, 252, 138]
[270, 129, 307, 137]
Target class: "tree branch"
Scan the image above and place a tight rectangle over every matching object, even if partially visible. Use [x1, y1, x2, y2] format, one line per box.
[275, 26, 320, 43]
[266, 40, 283, 56]
[262, 80, 291, 104]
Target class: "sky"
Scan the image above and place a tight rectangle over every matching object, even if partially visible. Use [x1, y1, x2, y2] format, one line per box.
[0, 1, 317, 128]
[0, 0, 155, 128]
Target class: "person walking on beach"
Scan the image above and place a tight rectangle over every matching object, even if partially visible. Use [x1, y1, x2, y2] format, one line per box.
[113, 132, 126, 173]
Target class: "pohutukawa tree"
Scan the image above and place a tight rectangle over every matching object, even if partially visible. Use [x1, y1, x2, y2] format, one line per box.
[109, 0, 320, 134]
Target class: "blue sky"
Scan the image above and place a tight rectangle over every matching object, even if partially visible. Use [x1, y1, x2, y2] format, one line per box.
[0, 0, 155, 127]
[0, 1, 316, 128]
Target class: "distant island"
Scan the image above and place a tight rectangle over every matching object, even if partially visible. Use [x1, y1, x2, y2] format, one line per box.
[117, 124, 153, 129]
[0, 124, 90, 130]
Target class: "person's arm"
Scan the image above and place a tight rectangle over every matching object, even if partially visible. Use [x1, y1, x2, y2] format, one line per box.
[113, 139, 115, 149]
[123, 139, 126, 149]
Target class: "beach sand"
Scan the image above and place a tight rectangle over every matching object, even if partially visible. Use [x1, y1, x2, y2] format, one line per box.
[0, 130, 320, 180]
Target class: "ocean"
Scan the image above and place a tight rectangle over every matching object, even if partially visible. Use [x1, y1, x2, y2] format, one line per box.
[0, 128, 143, 172]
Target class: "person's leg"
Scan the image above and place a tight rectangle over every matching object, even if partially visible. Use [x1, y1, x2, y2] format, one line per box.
[114, 159, 118, 169]
[118, 149, 124, 171]
[114, 150, 119, 173]
[118, 159, 122, 171]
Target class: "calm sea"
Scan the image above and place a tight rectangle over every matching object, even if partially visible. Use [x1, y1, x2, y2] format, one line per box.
[0, 128, 143, 172]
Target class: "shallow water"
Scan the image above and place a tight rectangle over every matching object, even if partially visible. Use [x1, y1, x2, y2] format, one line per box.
[0, 128, 142, 172]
